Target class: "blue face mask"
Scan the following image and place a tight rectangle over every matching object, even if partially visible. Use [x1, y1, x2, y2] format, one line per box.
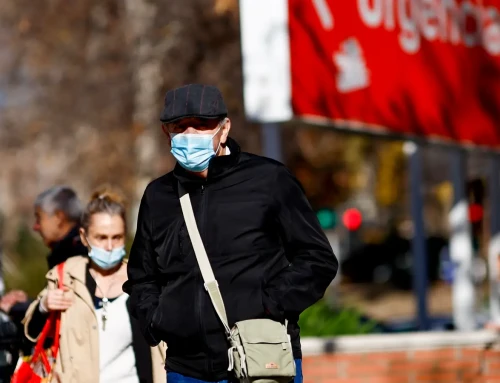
[88, 243, 126, 270]
[170, 126, 222, 172]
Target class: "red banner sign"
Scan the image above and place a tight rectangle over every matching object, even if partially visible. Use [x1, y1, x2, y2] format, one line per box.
[288, 0, 500, 149]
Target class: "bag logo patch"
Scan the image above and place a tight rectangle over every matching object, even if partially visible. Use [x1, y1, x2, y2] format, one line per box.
[265, 362, 279, 369]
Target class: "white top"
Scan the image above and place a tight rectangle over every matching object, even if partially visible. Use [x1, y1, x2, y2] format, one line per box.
[96, 293, 139, 383]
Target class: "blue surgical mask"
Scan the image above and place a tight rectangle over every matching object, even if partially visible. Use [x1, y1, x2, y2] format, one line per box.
[88, 243, 126, 270]
[170, 126, 222, 172]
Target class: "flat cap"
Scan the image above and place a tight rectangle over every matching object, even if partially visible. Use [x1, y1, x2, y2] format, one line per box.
[160, 84, 228, 123]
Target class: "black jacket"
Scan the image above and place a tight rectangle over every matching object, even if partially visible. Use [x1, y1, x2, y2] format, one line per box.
[124, 138, 338, 381]
[46, 225, 87, 269]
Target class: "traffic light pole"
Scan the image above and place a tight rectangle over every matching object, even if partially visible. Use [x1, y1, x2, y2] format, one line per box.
[449, 148, 475, 330]
[261, 123, 283, 163]
[489, 155, 500, 324]
[405, 141, 430, 330]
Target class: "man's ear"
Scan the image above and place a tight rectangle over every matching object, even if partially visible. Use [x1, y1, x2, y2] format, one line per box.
[220, 118, 231, 145]
[54, 210, 67, 227]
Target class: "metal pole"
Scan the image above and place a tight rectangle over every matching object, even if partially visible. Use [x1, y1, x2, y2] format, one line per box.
[261, 123, 283, 163]
[325, 229, 341, 308]
[404, 141, 429, 330]
[489, 155, 500, 324]
[449, 148, 476, 330]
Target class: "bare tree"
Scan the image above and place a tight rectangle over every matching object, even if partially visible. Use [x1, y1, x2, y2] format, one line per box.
[124, 0, 167, 233]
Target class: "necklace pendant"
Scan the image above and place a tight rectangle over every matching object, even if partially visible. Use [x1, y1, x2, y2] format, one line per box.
[102, 313, 107, 331]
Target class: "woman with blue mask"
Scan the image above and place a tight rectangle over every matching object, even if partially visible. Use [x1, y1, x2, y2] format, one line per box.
[23, 186, 166, 383]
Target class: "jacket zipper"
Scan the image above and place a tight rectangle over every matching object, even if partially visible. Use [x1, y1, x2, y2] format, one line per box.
[197, 182, 212, 374]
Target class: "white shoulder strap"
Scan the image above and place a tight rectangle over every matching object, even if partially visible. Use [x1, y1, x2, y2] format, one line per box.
[178, 182, 231, 334]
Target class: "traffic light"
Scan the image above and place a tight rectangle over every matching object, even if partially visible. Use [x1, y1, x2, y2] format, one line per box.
[468, 203, 483, 224]
[342, 208, 362, 231]
[467, 179, 484, 253]
[316, 208, 337, 230]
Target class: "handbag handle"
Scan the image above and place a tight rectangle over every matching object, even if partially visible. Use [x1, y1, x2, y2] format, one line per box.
[31, 262, 65, 372]
[51, 262, 64, 356]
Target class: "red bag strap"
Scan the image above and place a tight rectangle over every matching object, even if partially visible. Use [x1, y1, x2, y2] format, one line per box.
[51, 263, 65, 357]
[30, 262, 65, 372]
[31, 314, 54, 371]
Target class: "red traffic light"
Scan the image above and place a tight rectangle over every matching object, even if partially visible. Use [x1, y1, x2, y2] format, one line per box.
[342, 208, 362, 231]
[469, 203, 483, 223]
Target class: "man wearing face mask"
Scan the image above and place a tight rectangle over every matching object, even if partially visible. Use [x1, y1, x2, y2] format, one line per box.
[124, 84, 338, 383]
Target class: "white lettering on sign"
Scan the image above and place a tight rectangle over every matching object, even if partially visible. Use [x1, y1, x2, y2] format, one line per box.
[358, 0, 383, 27]
[484, 7, 500, 55]
[312, 0, 334, 30]
[398, 0, 420, 54]
[419, 0, 439, 40]
[461, 1, 481, 47]
[333, 38, 370, 93]
[385, 0, 396, 29]
[355, 0, 500, 55]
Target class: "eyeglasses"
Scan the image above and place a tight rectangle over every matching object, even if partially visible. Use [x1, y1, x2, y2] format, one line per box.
[162, 118, 227, 135]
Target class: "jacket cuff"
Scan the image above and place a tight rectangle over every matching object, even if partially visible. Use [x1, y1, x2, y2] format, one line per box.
[146, 322, 161, 346]
[143, 308, 161, 347]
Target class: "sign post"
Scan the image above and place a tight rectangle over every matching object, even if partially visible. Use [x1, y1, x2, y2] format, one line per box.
[261, 123, 283, 163]
[489, 155, 500, 324]
[405, 141, 429, 330]
[449, 148, 476, 330]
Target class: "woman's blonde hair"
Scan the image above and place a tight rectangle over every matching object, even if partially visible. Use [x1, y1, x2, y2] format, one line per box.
[81, 184, 127, 232]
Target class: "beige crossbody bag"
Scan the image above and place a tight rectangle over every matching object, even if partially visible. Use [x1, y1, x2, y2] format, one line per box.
[178, 183, 296, 383]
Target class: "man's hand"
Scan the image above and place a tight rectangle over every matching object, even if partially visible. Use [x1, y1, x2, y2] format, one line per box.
[41, 287, 74, 312]
[0, 290, 28, 313]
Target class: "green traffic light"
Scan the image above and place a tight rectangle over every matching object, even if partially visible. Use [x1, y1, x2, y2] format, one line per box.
[316, 209, 337, 229]
[472, 237, 479, 252]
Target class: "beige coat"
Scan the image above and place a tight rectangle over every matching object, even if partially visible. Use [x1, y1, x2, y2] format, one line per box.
[23, 256, 166, 383]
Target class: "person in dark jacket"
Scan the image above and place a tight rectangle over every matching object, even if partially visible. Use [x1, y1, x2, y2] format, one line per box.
[3, 186, 87, 321]
[124, 84, 338, 383]
[0, 186, 87, 380]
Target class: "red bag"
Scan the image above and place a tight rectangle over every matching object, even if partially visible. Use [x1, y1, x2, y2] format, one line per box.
[11, 263, 65, 383]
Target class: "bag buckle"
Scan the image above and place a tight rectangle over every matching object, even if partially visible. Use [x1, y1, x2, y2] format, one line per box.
[203, 280, 219, 291]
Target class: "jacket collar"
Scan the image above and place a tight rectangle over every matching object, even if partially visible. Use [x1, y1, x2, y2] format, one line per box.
[173, 137, 241, 186]
[47, 225, 87, 269]
[46, 255, 129, 285]
[45, 255, 95, 320]
[46, 256, 129, 318]
[46, 255, 88, 285]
